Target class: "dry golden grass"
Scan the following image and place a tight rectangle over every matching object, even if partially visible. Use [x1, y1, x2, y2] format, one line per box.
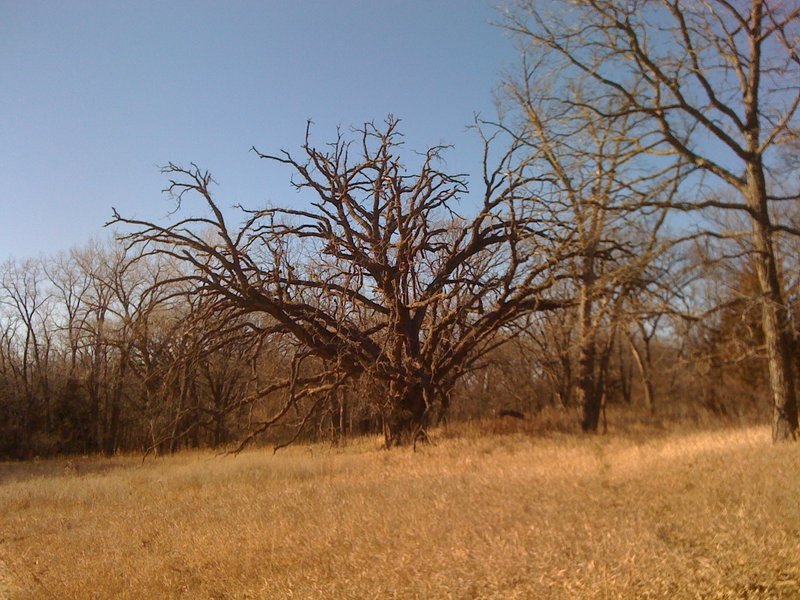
[1, 425, 799, 599]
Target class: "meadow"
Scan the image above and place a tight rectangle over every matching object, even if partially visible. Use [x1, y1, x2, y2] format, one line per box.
[1, 421, 799, 599]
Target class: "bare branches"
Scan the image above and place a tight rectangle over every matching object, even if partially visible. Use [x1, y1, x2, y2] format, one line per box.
[502, 0, 800, 439]
[503, 0, 800, 192]
[110, 118, 569, 447]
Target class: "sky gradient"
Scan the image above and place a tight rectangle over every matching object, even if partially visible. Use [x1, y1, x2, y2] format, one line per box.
[1, 1, 518, 260]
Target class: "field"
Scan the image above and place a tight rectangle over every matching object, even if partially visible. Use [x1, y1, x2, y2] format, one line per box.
[1, 423, 799, 599]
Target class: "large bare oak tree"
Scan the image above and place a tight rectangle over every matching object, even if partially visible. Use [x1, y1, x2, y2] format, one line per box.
[112, 119, 570, 447]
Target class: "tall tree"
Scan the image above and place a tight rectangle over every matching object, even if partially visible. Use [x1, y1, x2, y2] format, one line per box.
[503, 0, 800, 440]
[112, 119, 571, 447]
[499, 62, 678, 431]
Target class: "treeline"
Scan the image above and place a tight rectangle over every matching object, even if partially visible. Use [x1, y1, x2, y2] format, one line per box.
[0, 244, 258, 457]
[0, 232, 791, 458]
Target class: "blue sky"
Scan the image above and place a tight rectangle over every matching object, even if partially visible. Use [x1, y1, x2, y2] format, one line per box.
[1, 1, 518, 260]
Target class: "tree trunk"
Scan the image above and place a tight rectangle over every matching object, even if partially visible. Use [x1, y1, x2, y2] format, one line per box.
[628, 334, 655, 414]
[384, 381, 428, 447]
[617, 338, 632, 404]
[337, 390, 348, 440]
[577, 255, 601, 433]
[746, 164, 798, 441]
[579, 341, 602, 432]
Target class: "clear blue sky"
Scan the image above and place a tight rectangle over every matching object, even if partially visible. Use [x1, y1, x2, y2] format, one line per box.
[1, 1, 517, 260]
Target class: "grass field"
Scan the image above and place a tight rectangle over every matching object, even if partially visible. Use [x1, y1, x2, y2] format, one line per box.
[1, 423, 799, 599]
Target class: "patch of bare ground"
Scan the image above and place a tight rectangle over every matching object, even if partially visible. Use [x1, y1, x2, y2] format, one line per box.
[1, 426, 798, 599]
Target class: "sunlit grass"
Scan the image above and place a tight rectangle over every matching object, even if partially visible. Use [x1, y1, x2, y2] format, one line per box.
[1, 425, 798, 599]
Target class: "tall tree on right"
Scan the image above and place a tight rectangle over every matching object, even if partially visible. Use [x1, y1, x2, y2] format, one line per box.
[497, 80, 678, 432]
[503, 0, 800, 440]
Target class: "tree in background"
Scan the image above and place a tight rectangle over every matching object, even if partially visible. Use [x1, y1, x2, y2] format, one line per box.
[503, 0, 800, 440]
[498, 57, 682, 431]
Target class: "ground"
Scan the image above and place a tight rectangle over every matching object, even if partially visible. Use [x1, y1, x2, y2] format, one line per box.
[0, 423, 799, 599]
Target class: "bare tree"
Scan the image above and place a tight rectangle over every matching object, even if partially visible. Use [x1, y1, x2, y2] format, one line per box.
[498, 59, 680, 431]
[0, 259, 56, 456]
[111, 118, 571, 447]
[503, 0, 800, 440]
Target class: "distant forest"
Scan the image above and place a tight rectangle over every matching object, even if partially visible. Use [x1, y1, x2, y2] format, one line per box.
[2, 0, 798, 457]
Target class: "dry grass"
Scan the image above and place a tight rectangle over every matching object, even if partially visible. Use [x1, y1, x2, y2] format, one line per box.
[1, 425, 799, 599]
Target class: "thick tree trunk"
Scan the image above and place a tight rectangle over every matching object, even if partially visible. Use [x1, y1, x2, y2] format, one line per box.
[383, 381, 429, 447]
[755, 260, 798, 441]
[214, 416, 226, 446]
[579, 340, 602, 432]
[577, 255, 601, 433]
[746, 164, 798, 441]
